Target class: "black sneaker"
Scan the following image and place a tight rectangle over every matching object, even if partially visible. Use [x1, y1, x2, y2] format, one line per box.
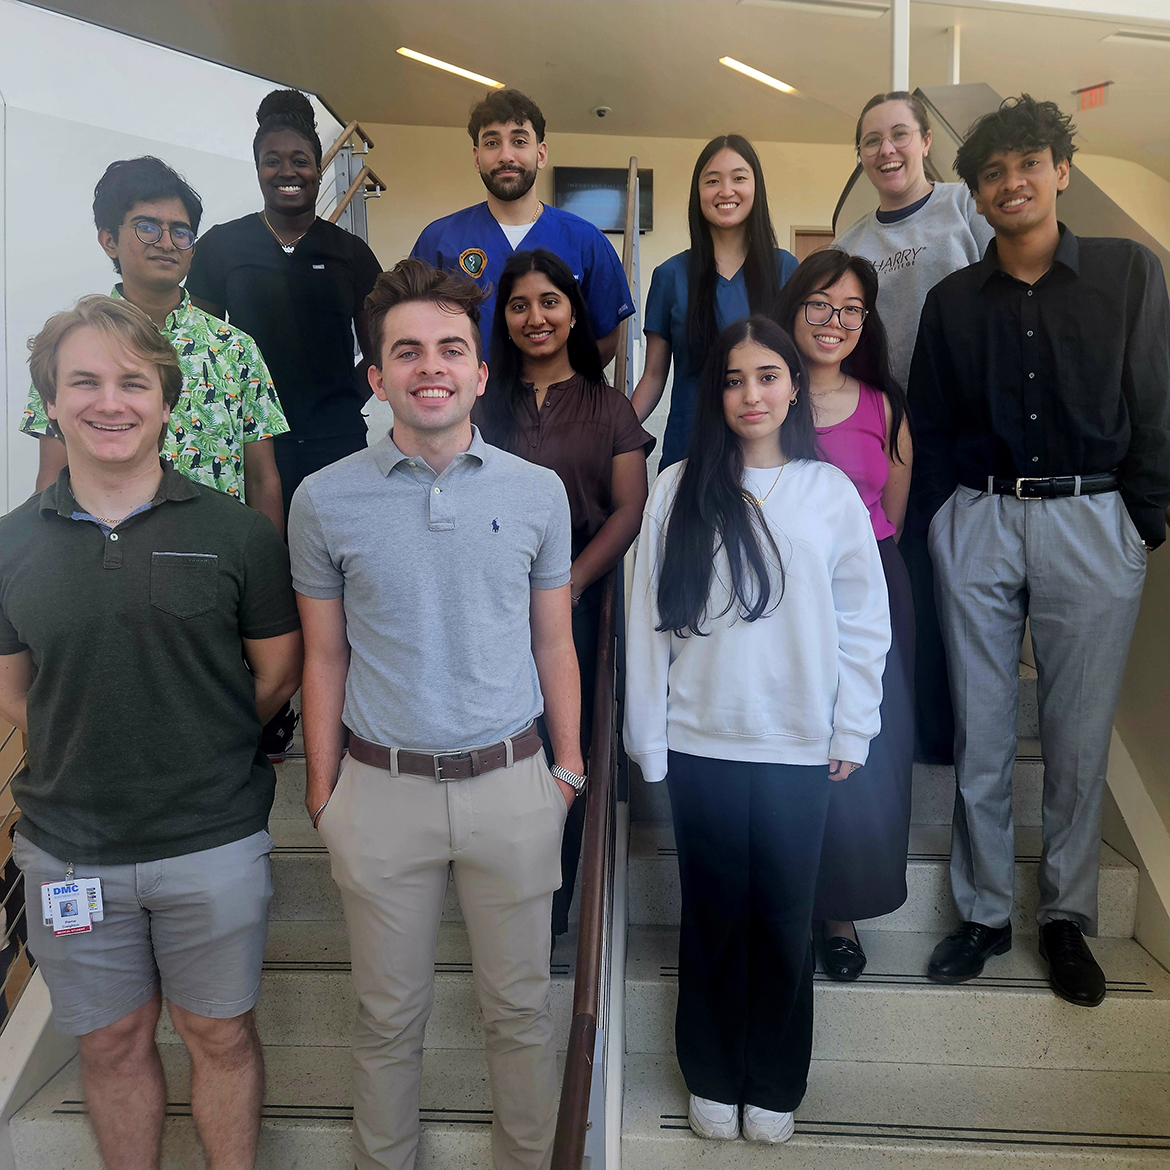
[262, 702, 299, 762]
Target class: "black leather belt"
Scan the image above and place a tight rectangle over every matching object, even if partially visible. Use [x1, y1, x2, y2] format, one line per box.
[345, 723, 544, 781]
[963, 472, 1118, 501]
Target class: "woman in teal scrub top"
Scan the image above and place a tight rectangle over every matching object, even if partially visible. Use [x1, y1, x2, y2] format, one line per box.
[631, 134, 797, 467]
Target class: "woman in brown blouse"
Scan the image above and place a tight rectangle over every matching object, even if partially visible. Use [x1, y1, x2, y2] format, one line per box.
[477, 248, 652, 939]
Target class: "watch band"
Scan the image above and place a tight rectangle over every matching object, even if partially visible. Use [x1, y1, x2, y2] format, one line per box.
[551, 764, 587, 793]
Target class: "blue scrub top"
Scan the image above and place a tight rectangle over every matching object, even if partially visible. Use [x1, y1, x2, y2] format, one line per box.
[411, 202, 635, 351]
[645, 247, 799, 468]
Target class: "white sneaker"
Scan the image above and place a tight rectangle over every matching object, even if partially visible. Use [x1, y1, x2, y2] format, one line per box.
[743, 1104, 795, 1143]
[688, 1094, 740, 1139]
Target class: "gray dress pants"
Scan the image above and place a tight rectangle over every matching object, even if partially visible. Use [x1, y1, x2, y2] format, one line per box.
[928, 485, 1147, 935]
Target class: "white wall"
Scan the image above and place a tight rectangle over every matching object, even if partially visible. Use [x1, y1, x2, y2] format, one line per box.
[0, 0, 343, 510]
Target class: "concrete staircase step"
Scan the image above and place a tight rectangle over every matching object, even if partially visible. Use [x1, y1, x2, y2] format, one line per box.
[11, 1043, 526, 1169]
[622, 1052, 1170, 1168]
[630, 742, 1046, 829]
[625, 926, 1170, 1071]
[150, 920, 576, 1049]
[912, 742, 1043, 827]
[627, 823, 1138, 938]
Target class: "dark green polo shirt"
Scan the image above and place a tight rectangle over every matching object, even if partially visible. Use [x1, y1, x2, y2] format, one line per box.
[0, 467, 300, 865]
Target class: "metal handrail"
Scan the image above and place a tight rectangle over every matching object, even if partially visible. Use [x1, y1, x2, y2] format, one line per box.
[328, 164, 387, 224]
[613, 158, 639, 396]
[1, 727, 33, 1030]
[320, 119, 374, 174]
[551, 571, 618, 1169]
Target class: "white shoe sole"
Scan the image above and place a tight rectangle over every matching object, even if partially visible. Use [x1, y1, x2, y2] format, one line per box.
[688, 1097, 740, 1140]
[743, 1112, 795, 1143]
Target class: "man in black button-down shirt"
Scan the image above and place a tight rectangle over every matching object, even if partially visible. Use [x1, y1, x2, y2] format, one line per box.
[909, 96, 1170, 1006]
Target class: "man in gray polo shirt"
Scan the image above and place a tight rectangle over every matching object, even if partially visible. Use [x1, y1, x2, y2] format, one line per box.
[289, 259, 582, 1170]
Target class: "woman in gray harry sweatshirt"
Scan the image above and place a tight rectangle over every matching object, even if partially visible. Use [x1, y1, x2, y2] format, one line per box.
[835, 91, 995, 391]
[834, 91, 995, 771]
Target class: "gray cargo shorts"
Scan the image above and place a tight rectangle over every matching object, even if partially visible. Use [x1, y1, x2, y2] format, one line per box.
[13, 828, 273, 1036]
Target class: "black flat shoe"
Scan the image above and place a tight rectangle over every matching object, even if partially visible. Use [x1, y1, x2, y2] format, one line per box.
[819, 923, 866, 982]
[1040, 920, 1106, 1007]
[927, 921, 1012, 983]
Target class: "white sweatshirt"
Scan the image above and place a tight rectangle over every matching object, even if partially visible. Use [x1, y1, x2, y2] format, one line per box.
[624, 459, 891, 784]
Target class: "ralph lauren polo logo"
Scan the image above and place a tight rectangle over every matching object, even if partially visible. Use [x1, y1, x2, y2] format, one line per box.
[492, 518, 500, 533]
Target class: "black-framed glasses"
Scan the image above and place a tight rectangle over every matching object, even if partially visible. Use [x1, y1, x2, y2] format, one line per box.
[859, 127, 918, 157]
[803, 300, 868, 331]
[131, 220, 196, 250]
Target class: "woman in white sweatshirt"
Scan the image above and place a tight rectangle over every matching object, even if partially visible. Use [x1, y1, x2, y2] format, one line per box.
[624, 315, 890, 1145]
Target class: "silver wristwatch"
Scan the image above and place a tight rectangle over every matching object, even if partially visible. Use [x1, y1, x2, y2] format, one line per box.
[551, 765, 587, 793]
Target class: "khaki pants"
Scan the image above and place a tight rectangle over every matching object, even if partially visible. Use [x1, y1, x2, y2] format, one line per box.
[317, 748, 568, 1170]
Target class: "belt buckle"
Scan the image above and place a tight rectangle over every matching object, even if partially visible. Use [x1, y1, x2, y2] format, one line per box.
[432, 751, 465, 782]
[1014, 477, 1044, 500]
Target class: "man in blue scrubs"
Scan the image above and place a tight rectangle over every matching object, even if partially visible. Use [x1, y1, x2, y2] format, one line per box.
[411, 89, 634, 365]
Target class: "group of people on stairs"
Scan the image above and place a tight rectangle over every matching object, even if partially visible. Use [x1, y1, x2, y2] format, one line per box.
[1, 76, 1167, 1170]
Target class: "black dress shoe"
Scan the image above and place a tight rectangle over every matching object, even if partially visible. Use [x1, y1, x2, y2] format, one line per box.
[927, 921, 1012, 983]
[818, 922, 867, 981]
[1040, 920, 1106, 1007]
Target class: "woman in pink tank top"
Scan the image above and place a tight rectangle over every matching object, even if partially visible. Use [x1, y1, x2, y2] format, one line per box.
[773, 249, 915, 982]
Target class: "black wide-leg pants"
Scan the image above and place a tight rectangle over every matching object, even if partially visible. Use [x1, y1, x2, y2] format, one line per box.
[666, 751, 831, 1113]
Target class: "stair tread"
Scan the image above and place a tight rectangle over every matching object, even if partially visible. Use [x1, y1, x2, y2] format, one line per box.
[627, 926, 1170, 998]
[16, 1042, 507, 1122]
[629, 821, 1136, 872]
[260, 919, 577, 976]
[623, 1052, 1170, 1159]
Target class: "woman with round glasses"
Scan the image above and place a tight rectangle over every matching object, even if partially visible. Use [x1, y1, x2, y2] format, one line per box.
[774, 250, 913, 982]
[187, 88, 382, 519]
[835, 91, 994, 768]
[631, 134, 797, 469]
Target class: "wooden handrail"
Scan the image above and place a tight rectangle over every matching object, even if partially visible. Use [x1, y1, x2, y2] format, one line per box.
[320, 119, 375, 174]
[327, 164, 387, 224]
[612, 158, 639, 396]
[550, 571, 617, 1169]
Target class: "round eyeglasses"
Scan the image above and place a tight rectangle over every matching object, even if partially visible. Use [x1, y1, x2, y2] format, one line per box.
[132, 220, 196, 250]
[858, 127, 918, 157]
[803, 300, 868, 331]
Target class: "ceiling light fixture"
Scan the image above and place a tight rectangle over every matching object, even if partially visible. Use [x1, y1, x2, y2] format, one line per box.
[1103, 28, 1170, 48]
[396, 47, 505, 88]
[719, 56, 800, 96]
[738, 0, 889, 19]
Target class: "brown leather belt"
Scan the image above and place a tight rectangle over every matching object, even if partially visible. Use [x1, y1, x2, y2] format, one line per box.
[345, 723, 544, 781]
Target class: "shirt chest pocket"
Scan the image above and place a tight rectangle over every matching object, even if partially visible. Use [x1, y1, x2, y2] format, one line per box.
[150, 552, 218, 619]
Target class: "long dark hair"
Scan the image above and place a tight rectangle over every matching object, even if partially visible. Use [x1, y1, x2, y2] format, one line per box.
[685, 135, 781, 374]
[480, 250, 604, 449]
[657, 316, 818, 638]
[772, 250, 908, 461]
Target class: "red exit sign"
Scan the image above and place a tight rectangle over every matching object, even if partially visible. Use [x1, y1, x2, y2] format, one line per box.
[1073, 81, 1113, 110]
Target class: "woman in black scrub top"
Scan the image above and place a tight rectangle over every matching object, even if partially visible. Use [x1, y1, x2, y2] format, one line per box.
[187, 89, 382, 517]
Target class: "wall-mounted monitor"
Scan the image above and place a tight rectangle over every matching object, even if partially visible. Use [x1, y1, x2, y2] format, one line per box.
[553, 167, 653, 233]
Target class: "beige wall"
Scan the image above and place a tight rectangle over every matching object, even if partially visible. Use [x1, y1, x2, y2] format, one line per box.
[362, 122, 855, 300]
[359, 124, 853, 442]
[1077, 154, 1170, 253]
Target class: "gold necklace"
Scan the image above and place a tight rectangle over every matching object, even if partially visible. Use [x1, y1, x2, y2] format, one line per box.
[531, 201, 543, 224]
[260, 210, 315, 254]
[742, 460, 787, 507]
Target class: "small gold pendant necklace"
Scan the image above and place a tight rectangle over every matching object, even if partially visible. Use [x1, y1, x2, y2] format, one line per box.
[742, 460, 787, 507]
[261, 211, 314, 254]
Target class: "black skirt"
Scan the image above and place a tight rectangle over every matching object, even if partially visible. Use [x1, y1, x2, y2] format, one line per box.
[813, 536, 915, 922]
